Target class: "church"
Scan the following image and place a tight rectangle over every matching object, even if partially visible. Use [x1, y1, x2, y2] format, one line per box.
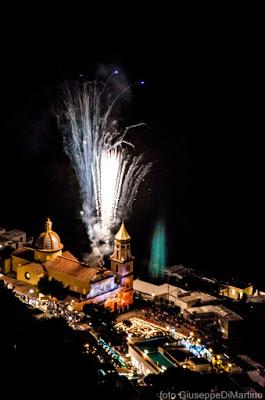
[9, 218, 134, 310]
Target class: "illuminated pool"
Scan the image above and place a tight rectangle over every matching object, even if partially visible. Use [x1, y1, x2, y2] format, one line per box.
[148, 352, 175, 368]
[137, 337, 175, 369]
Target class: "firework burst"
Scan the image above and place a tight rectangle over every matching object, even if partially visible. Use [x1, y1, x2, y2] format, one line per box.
[58, 72, 151, 250]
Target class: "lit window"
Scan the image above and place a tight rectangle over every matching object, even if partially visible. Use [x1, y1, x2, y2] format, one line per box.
[25, 272, 31, 280]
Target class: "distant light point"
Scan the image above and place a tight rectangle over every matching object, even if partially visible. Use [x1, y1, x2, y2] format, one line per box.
[114, 70, 119, 75]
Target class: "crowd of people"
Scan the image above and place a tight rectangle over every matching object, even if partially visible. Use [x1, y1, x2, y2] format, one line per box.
[139, 306, 195, 337]
[116, 317, 165, 338]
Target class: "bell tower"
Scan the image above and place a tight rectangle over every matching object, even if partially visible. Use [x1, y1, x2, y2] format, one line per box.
[110, 222, 134, 304]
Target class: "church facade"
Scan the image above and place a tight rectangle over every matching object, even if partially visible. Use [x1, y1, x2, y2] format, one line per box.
[10, 218, 134, 310]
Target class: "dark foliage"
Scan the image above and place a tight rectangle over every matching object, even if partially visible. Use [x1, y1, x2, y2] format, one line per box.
[37, 274, 69, 300]
[83, 303, 125, 345]
[0, 281, 138, 399]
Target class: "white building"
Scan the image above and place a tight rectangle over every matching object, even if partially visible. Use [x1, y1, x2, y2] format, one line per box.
[184, 304, 243, 339]
[133, 279, 187, 304]
[238, 355, 265, 388]
[174, 291, 218, 311]
[166, 264, 194, 280]
[133, 279, 218, 310]
[0, 228, 27, 250]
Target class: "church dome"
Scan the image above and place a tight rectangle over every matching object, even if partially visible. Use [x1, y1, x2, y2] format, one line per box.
[36, 218, 64, 252]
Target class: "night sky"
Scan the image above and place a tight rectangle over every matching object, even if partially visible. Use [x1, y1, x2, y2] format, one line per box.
[1, 8, 265, 285]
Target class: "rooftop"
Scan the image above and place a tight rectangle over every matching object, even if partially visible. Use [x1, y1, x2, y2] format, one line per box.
[133, 278, 186, 297]
[238, 355, 264, 370]
[91, 270, 113, 283]
[0, 229, 25, 241]
[12, 247, 35, 262]
[185, 304, 243, 321]
[247, 295, 265, 303]
[115, 223, 131, 241]
[166, 264, 194, 277]
[45, 251, 99, 283]
[177, 291, 217, 303]
[224, 279, 253, 289]
[6, 229, 25, 236]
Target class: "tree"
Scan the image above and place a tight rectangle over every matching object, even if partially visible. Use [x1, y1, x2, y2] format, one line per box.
[0, 281, 138, 398]
[37, 274, 68, 300]
[144, 367, 234, 392]
[123, 320, 132, 328]
[241, 293, 248, 303]
[83, 303, 124, 345]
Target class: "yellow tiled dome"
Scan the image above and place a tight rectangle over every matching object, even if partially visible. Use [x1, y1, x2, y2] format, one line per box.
[36, 218, 63, 252]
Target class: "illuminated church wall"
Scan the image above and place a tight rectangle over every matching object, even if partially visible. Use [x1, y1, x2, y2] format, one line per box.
[17, 264, 44, 285]
[11, 255, 29, 272]
[88, 276, 117, 299]
[86, 287, 118, 304]
[34, 249, 63, 263]
[48, 270, 90, 295]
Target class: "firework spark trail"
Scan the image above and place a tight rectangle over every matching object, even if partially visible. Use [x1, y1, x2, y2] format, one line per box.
[59, 75, 152, 251]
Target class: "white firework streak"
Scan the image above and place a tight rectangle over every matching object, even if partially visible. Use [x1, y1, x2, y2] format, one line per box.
[58, 77, 152, 247]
